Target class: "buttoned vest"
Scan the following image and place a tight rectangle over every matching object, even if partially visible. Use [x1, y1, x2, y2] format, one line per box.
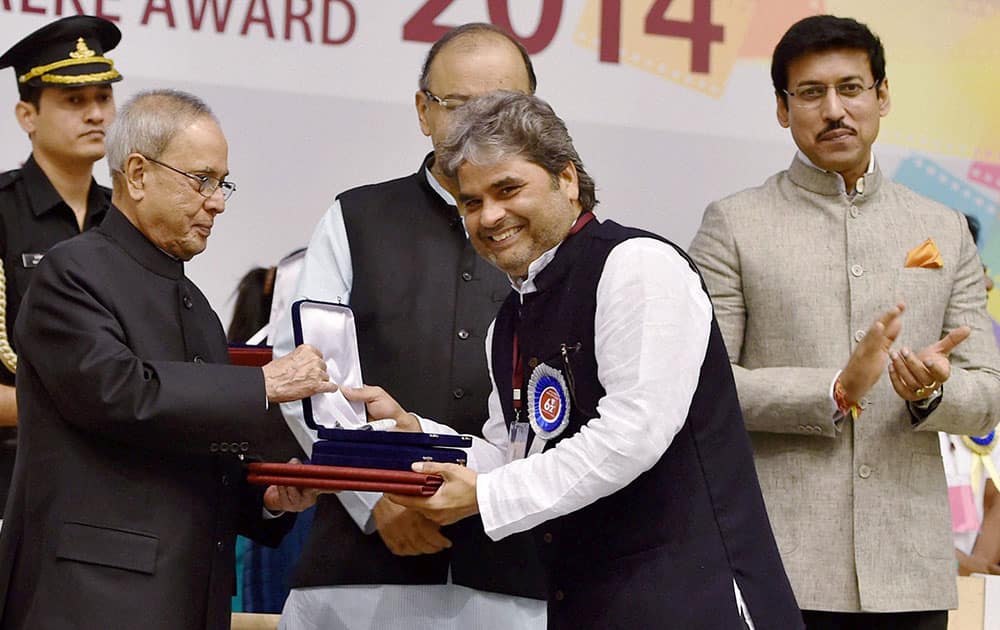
[490, 219, 802, 628]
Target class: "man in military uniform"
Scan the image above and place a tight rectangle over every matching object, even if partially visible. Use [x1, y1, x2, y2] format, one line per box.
[0, 14, 122, 513]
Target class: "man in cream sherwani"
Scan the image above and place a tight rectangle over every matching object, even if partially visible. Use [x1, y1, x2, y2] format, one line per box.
[689, 14, 1000, 630]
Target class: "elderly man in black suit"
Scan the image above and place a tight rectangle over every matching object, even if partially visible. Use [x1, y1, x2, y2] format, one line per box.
[0, 89, 336, 630]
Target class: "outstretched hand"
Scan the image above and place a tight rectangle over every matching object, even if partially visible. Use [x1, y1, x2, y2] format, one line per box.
[386, 462, 480, 526]
[262, 344, 338, 403]
[341, 385, 421, 432]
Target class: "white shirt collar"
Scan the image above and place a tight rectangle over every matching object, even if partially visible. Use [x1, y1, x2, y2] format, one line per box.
[426, 165, 456, 206]
[510, 241, 562, 296]
[795, 150, 876, 194]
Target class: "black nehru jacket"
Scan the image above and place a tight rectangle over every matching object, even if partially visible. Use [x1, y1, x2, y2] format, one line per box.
[490, 219, 803, 629]
[0, 208, 294, 630]
[291, 155, 545, 597]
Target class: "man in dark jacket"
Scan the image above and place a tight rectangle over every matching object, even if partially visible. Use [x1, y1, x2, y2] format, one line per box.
[0, 89, 336, 630]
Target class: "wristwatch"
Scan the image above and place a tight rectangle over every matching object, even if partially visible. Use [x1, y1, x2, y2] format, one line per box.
[909, 385, 943, 420]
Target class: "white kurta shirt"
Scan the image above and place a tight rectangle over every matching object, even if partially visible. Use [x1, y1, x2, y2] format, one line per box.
[416, 232, 754, 628]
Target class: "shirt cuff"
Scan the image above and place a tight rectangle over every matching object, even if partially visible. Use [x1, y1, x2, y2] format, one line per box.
[475, 469, 502, 541]
[829, 370, 846, 430]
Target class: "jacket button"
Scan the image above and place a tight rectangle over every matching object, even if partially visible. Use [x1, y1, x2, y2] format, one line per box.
[452, 388, 465, 399]
[192, 355, 204, 363]
[527, 358, 538, 369]
[542, 532, 553, 543]
[850, 264, 864, 278]
[554, 590, 565, 601]
[457, 329, 470, 340]
[182, 295, 193, 309]
[461, 271, 472, 281]
[221, 474, 230, 487]
[860, 397, 871, 409]
[858, 464, 872, 479]
[216, 540, 224, 551]
[849, 205, 859, 219]
[854, 329, 865, 342]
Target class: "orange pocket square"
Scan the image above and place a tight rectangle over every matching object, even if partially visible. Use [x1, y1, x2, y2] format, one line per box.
[905, 238, 943, 269]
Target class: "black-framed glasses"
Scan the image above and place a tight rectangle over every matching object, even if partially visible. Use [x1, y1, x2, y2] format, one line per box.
[783, 79, 881, 109]
[143, 155, 236, 201]
[423, 89, 469, 111]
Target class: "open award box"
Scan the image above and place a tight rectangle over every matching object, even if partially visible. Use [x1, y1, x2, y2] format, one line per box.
[245, 300, 472, 496]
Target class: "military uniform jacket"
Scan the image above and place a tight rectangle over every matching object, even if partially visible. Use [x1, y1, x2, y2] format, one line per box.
[0, 154, 109, 513]
[0, 154, 109, 384]
[0, 208, 294, 630]
[689, 157, 1000, 612]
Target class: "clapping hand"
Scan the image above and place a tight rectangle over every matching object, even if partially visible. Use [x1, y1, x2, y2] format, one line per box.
[888, 326, 970, 401]
[838, 302, 905, 402]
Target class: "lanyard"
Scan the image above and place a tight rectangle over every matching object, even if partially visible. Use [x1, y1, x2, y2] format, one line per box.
[511, 211, 594, 417]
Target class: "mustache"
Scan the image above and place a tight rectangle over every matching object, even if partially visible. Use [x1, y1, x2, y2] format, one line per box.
[817, 120, 856, 140]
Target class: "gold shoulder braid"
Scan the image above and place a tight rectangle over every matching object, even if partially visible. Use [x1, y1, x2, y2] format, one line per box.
[0, 263, 17, 374]
[962, 431, 999, 497]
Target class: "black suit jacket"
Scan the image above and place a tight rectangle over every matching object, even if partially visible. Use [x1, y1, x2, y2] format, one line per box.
[0, 208, 294, 630]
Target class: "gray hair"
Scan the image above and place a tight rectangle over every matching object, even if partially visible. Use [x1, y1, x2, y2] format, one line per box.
[437, 92, 597, 213]
[106, 89, 217, 179]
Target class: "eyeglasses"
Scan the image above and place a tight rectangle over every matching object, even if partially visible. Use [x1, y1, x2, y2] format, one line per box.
[423, 89, 469, 111]
[143, 155, 237, 201]
[783, 80, 881, 109]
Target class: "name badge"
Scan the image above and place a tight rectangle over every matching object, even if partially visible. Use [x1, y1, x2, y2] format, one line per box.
[506, 422, 530, 463]
[21, 253, 44, 268]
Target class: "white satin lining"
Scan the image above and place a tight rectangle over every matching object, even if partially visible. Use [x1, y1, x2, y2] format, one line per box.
[298, 301, 366, 428]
